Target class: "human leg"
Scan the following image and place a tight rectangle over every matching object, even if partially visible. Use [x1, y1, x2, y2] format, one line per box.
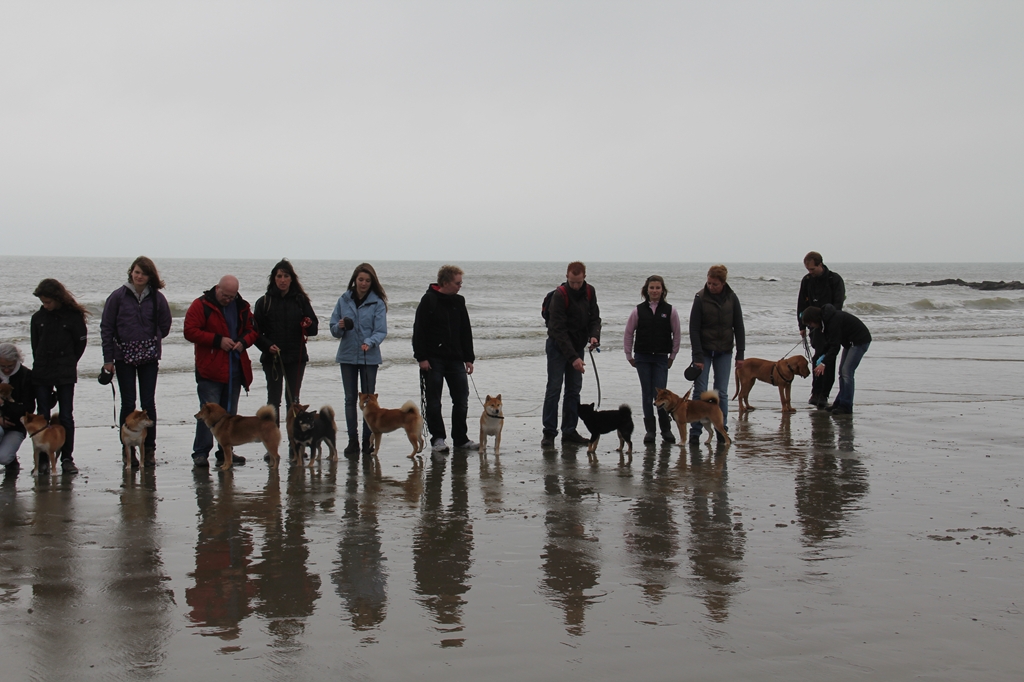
[710, 352, 733, 435]
[135, 361, 159, 453]
[284, 361, 305, 410]
[649, 355, 674, 441]
[423, 359, 447, 443]
[835, 342, 869, 411]
[560, 358, 584, 436]
[114, 360, 139, 427]
[634, 353, 658, 442]
[0, 428, 26, 468]
[340, 364, 361, 453]
[689, 355, 711, 440]
[444, 360, 470, 447]
[54, 383, 76, 471]
[192, 377, 226, 462]
[358, 364, 378, 452]
[542, 339, 564, 439]
[263, 361, 284, 422]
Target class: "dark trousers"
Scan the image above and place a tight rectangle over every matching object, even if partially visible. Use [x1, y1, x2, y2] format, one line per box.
[115, 360, 159, 449]
[340, 363, 378, 443]
[542, 338, 584, 436]
[810, 329, 836, 399]
[422, 357, 469, 445]
[262, 359, 305, 422]
[34, 382, 76, 461]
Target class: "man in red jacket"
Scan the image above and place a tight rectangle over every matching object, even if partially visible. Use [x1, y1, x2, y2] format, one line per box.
[184, 275, 259, 468]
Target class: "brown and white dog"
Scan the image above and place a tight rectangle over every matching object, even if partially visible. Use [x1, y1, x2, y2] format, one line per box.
[194, 403, 282, 470]
[654, 387, 731, 446]
[0, 383, 13, 405]
[358, 393, 424, 459]
[478, 394, 504, 455]
[732, 355, 811, 414]
[121, 409, 154, 471]
[21, 413, 66, 476]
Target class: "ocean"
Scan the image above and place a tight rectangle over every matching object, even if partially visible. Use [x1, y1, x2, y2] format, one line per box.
[2, 257, 1022, 377]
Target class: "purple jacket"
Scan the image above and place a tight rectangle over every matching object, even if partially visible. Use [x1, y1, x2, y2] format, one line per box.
[100, 284, 173, 363]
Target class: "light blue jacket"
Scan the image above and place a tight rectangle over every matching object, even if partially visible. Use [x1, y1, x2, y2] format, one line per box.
[330, 290, 387, 365]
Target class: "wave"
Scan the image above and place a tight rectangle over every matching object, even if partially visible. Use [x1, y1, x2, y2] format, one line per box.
[909, 299, 956, 311]
[846, 301, 898, 314]
[963, 297, 1024, 310]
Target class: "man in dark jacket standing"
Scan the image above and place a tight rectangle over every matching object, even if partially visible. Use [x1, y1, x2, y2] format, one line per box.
[183, 275, 259, 468]
[413, 265, 476, 453]
[542, 261, 601, 448]
[800, 305, 870, 415]
[797, 251, 846, 408]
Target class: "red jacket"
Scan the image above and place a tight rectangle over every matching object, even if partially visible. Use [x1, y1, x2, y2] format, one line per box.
[183, 289, 259, 388]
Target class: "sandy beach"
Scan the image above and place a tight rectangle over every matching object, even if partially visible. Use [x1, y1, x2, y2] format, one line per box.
[1, 335, 1022, 681]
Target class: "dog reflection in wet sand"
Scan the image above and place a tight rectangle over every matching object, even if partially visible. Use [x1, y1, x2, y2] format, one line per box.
[358, 393, 424, 459]
[194, 403, 281, 470]
[654, 387, 731, 446]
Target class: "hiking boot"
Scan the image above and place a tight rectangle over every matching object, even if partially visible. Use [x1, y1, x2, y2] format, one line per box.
[661, 431, 676, 444]
[431, 438, 450, 453]
[642, 416, 656, 444]
[215, 450, 245, 466]
[61, 459, 79, 475]
[192, 455, 210, 469]
[4, 460, 20, 477]
[540, 433, 555, 448]
[561, 431, 590, 445]
[688, 433, 701, 445]
[343, 438, 360, 459]
[143, 447, 157, 467]
[830, 405, 853, 416]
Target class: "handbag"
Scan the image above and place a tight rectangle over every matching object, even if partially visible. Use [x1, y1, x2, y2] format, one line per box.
[118, 290, 162, 366]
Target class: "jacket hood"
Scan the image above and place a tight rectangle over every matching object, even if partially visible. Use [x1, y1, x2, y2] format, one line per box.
[821, 303, 838, 321]
[203, 287, 250, 309]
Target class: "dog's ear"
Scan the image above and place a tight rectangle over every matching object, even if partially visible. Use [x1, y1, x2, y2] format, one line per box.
[496, 393, 501, 400]
[485, 395, 491, 401]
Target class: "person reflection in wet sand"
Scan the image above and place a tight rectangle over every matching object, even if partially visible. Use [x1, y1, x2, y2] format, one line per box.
[104, 469, 174, 673]
[682, 448, 745, 623]
[624, 450, 681, 604]
[250, 467, 322, 650]
[333, 456, 388, 631]
[540, 459, 602, 636]
[796, 415, 868, 545]
[413, 455, 474, 642]
[186, 473, 255, 639]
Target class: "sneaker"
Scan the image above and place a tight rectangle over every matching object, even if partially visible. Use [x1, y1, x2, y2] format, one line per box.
[61, 460, 79, 475]
[561, 431, 590, 445]
[192, 455, 210, 469]
[454, 440, 479, 450]
[431, 438, 450, 453]
[540, 434, 555, 448]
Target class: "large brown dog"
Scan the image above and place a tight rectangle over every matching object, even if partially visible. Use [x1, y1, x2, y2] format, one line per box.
[194, 403, 282, 470]
[21, 413, 66, 476]
[121, 409, 154, 471]
[359, 393, 424, 459]
[732, 355, 811, 413]
[654, 388, 731, 446]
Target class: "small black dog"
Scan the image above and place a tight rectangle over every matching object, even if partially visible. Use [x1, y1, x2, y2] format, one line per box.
[577, 403, 634, 462]
[293, 405, 338, 466]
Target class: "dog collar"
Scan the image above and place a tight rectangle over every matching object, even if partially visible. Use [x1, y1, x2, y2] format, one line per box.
[28, 423, 51, 438]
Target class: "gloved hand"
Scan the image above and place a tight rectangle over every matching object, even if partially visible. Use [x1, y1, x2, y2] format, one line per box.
[343, 317, 354, 331]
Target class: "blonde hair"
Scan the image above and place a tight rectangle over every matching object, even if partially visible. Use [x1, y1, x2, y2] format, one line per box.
[437, 265, 464, 286]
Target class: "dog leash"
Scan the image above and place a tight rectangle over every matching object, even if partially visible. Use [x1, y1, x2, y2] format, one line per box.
[588, 346, 602, 409]
[469, 373, 487, 409]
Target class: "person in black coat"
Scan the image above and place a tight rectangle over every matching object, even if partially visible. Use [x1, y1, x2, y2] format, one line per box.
[0, 343, 34, 476]
[253, 259, 319, 423]
[800, 305, 871, 415]
[30, 279, 89, 474]
[797, 251, 846, 408]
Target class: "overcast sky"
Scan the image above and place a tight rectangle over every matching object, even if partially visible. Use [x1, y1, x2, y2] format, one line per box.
[2, 1, 1022, 262]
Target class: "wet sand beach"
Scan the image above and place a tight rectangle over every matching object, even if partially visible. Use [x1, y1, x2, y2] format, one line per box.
[1, 335, 1022, 681]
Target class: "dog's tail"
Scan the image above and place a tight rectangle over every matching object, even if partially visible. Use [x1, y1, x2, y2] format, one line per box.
[732, 369, 740, 400]
[700, 391, 720, 405]
[619, 403, 631, 414]
[49, 413, 62, 426]
[399, 400, 420, 415]
[319, 405, 337, 430]
[257, 405, 277, 421]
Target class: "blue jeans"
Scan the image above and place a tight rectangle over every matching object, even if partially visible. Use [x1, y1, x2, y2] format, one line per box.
[835, 342, 869, 409]
[192, 374, 242, 459]
[0, 428, 26, 466]
[542, 338, 584, 436]
[634, 352, 671, 430]
[689, 351, 732, 438]
[340, 363, 378, 442]
[34, 382, 76, 461]
[115, 360, 159, 449]
[422, 357, 469, 445]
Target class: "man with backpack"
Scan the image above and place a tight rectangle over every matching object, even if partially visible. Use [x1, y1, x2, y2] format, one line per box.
[542, 261, 601, 448]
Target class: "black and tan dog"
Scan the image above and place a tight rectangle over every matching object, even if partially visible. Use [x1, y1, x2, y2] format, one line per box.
[121, 409, 154, 471]
[294, 405, 339, 467]
[732, 355, 811, 414]
[654, 387, 730, 446]
[577, 403, 634, 463]
[195, 403, 282, 470]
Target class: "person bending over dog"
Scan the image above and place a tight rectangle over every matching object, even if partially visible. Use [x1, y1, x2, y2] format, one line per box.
[797, 251, 846, 409]
[0, 343, 34, 477]
[800, 305, 871, 416]
[184, 275, 260, 469]
[412, 265, 476, 453]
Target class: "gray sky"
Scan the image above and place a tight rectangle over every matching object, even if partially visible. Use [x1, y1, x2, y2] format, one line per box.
[2, 1, 1022, 262]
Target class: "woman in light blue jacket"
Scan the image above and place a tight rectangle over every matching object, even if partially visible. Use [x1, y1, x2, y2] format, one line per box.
[331, 263, 388, 457]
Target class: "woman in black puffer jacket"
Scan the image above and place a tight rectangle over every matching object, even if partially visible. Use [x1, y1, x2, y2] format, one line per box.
[30, 279, 89, 475]
[254, 259, 319, 423]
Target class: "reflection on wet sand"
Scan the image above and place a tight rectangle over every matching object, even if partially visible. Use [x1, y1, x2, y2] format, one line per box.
[103, 469, 175, 675]
[681, 445, 745, 623]
[540, 452, 602, 636]
[624, 447, 681, 604]
[333, 457, 388, 632]
[796, 414, 868, 545]
[413, 455, 474, 645]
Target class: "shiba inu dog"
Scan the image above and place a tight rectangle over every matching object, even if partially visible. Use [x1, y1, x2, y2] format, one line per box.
[577, 403, 634, 463]
[194, 403, 281, 470]
[358, 393, 424, 459]
[21, 413, 66, 476]
[121, 409, 154, 471]
[478, 394, 504, 455]
[292, 404, 339, 467]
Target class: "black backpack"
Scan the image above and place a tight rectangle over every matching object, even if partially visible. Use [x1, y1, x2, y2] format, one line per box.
[541, 284, 592, 326]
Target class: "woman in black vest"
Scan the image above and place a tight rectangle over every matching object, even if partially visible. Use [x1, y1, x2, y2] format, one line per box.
[624, 275, 681, 444]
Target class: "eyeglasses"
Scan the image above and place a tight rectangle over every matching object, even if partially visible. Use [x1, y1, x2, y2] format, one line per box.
[452, 280, 463, 287]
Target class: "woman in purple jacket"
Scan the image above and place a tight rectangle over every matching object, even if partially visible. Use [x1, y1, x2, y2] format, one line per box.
[100, 257, 172, 467]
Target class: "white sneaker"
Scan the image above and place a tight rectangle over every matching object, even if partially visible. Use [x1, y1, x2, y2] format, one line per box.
[454, 440, 479, 450]
[431, 438, 450, 453]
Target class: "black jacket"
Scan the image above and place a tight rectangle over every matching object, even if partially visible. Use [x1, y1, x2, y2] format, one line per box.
[253, 288, 319, 365]
[819, 304, 871, 363]
[547, 282, 602, 361]
[689, 284, 745, 362]
[797, 265, 845, 331]
[1, 365, 34, 434]
[412, 285, 475, 363]
[30, 306, 88, 386]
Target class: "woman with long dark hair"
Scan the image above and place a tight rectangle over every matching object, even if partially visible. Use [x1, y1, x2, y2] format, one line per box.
[254, 259, 318, 423]
[100, 256, 173, 468]
[330, 263, 388, 457]
[30, 278, 89, 475]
